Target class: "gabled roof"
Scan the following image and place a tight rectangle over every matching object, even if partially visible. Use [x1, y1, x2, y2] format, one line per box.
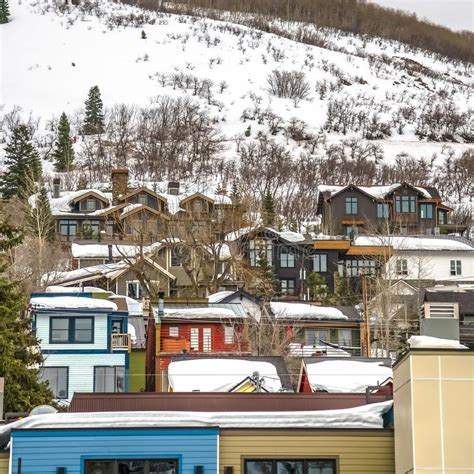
[119, 203, 170, 220]
[227, 226, 307, 244]
[423, 287, 474, 315]
[119, 187, 168, 203]
[70, 190, 110, 204]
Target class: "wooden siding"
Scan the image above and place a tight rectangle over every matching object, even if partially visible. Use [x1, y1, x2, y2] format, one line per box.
[219, 430, 395, 474]
[0, 455, 8, 474]
[42, 353, 126, 401]
[159, 322, 248, 354]
[11, 428, 218, 474]
[129, 350, 146, 392]
[37, 313, 109, 351]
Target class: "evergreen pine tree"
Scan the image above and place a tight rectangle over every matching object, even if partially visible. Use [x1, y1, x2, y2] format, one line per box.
[0, 125, 42, 200]
[52, 112, 74, 172]
[82, 85, 105, 135]
[261, 191, 276, 227]
[0, 0, 10, 24]
[0, 219, 54, 412]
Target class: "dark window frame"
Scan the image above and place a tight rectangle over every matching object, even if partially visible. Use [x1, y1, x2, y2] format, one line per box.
[395, 195, 416, 214]
[345, 197, 358, 215]
[94, 365, 125, 393]
[279, 248, 295, 268]
[244, 459, 337, 474]
[377, 202, 389, 219]
[84, 458, 178, 474]
[280, 279, 296, 296]
[420, 203, 433, 219]
[313, 254, 328, 273]
[39, 366, 69, 399]
[49, 316, 94, 344]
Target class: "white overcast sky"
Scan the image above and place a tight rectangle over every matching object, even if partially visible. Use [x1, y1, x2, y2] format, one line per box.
[370, 0, 474, 32]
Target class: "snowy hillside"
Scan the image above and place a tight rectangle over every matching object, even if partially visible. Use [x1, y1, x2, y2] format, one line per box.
[1, 0, 473, 177]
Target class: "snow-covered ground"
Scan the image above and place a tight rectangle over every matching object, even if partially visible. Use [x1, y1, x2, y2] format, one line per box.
[1, 0, 472, 170]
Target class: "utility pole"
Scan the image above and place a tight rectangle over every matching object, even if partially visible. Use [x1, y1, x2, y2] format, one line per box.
[362, 274, 371, 357]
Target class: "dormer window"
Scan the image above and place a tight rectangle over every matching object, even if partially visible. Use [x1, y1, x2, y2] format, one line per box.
[193, 200, 203, 212]
[80, 198, 98, 212]
[138, 194, 148, 206]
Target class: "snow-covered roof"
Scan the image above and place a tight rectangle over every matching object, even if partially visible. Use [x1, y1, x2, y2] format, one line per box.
[408, 335, 468, 349]
[110, 295, 144, 316]
[0, 401, 392, 436]
[127, 323, 137, 345]
[44, 262, 129, 285]
[45, 285, 109, 293]
[71, 242, 163, 259]
[207, 291, 235, 303]
[305, 360, 393, 393]
[30, 296, 118, 311]
[354, 235, 473, 251]
[160, 307, 243, 320]
[318, 184, 432, 200]
[29, 189, 112, 216]
[168, 358, 283, 392]
[271, 302, 349, 320]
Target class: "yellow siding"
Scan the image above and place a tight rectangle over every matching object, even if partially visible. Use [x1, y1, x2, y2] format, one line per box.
[220, 430, 395, 474]
[0, 455, 9, 474]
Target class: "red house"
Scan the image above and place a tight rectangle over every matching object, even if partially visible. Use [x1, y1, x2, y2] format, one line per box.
[153, 303, 251, 391]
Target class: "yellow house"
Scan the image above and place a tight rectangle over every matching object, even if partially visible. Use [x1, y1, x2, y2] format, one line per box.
[0, 453, 8, 474]
[220, 429, 395, 473]
[393, 348, 474, 473]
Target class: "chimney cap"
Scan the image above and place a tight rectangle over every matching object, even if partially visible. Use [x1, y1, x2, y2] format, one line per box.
[53, 177, 61, 184]
[111, 168, 129, 175]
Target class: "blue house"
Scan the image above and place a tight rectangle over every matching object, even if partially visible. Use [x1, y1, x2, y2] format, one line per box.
[30, 293, 130, 403]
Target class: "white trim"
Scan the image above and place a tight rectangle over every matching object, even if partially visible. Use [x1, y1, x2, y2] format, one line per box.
[438, 356, 445, 474]
[410, 355, 416, 471]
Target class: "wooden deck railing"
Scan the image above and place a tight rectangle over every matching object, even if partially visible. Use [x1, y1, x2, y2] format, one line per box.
[111, 333, 131, 352]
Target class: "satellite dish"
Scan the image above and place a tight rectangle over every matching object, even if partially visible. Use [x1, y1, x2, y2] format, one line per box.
[29, 405, 58, 416]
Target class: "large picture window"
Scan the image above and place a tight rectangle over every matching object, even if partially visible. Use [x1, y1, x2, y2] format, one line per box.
[280, 248, 295, 268]
[39, 367, 68, 399]
[50, 317, 93, 344]
[245, 459, 336, 474]
[58, 219, 77, 241]
[94, 366, 125, 392]
[249, 239, 273, 267]
[395, 196, 416, 213]
[313, 254, 327, 273]
[420, 203, 433, 219]
[85, 459, 178, 474]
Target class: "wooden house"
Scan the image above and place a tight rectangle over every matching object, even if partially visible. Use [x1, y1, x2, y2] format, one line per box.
[30, 293, 130, 403]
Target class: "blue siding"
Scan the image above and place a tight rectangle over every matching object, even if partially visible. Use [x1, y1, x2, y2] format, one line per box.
[11, 429, 218, 474]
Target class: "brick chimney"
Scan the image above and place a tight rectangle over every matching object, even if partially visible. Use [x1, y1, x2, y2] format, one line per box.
[53, 177, 61, 199]
[111, 169, 129, 205]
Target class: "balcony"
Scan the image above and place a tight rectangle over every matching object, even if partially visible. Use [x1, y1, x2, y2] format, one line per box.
[111, 333, 131, 352]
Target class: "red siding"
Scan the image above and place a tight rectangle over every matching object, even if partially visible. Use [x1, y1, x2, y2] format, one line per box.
[160, 322, 248, 354]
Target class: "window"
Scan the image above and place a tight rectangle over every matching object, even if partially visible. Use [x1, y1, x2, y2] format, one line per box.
[245, 459, 336, 474]
[50, 317, 93, 344]
[192, 199, 203, 212]
[169, 326, 179, 337]
[280, 249, 295, 268]
[280, 279, 296, 295]
[94, 366, 125, 392]
[81, 220, 100, 237]
[138, 194, 148, 206]
[59, 219, 77, 241]
[170, 248, 182, 267]
[396, 258, 408, 276]
[190, 328, 199, 350]
[249, 239, 273, 267]
[344, 225, 358, 237]
[85, 459, 178, 474]
[438, 211, 447, 225]
[305, 330, 328, 346]
[420, 203, 433, 219]
[377, 203, 389, 218]
[395, 195, 416, 213]
[345, 197, 358, 214]
[313, 254, 327, 273]
[127, 281, 144, 299]
[338, 329, 352, 346]
[203, 328, 212, 352]
[450, 260, 462, 276]
[341, 259, 376, 277]
[39, 367, 68, 399]
[224, 325, 235, 344]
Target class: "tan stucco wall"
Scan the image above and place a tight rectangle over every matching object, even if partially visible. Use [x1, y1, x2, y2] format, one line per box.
[394, 350, 474, 473]
[220, 430, 395, 473]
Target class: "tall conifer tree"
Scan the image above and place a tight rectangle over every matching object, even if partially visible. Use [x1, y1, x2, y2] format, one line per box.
[261, 191, 276, 227]
[0, 219, 54, 412]
[0, 0, 10, 24]
[52, 112, 74, 172]
[0, 125, 42, 200]
[82, 85, 105, 135]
